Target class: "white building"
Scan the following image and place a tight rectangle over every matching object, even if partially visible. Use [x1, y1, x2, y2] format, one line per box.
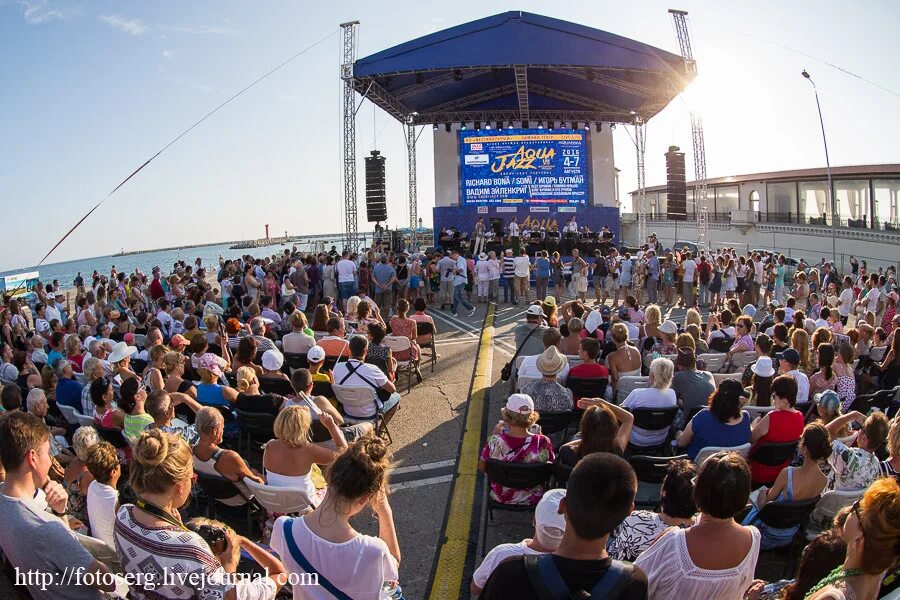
[623, 164, 900, 272]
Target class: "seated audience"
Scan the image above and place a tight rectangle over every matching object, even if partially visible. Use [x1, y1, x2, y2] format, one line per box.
[743, 423, 831, 549]
[514, 305, 551, 357]
[809, 344, 838, 400]
[54, 360, 84, 411]
[0, 412, 116, 598]
[232, 336, 262, 375]
[607, 459, 697, 561]
[814, 389, 850, 440]
[63, 426, 100, 532]
[671, 346, 715, 416]
[471, 489, 566, 596]
[635, 451, 759, 599]
[285, 368, 373, 445]
[479, 394, 554, 506]
[119, 377, 154, 439]
[117, 429, 285, 598]
[319, 317, 352, 358]
[196, 353, 239, 407]
[779, 348, 810, 406]
[880, 417, 900, 478]
[85, 441, 120, 548]
[560, 400, 634, 464]
[606, 323, 643, 400]
[234, 365, 284, 414]
[333, 335, 401, 418]
[621, 357, 677, 448]
[270, 437, 399, 599]
[281, 311, 316, 354]
[517, 328, 569, 383]
[521, 346, 574, 413]
[306, 345, 334, 383]
[480, 453, 647, 599]
[91, 377, 124, 429]
[825, 409, 889, 490]
[260, 349, 289, 381]
[145, 389, 200, 445]
[677, 379, 752, 460]
[163, 350, 198, 399]
[193, 406, 263, 505]
[365, 323, 396, 376]
[749, 375, 805, 484]
[567, 337, 609, 385]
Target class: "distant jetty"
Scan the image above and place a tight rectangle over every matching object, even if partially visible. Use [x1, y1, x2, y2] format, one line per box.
[113, 240, 235, 257]
[229, 237, 293, 250]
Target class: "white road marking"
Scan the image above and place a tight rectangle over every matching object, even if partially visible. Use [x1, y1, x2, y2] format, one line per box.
[392, 459, 456, 476]
[390, 474, 454, 492]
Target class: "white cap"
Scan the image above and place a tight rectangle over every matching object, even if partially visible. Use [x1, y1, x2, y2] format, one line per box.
[659, 320, 678, 336]
[306, 346, 326, 363]
[261, 349, 284, 371]
[525, 305, 544, 317]
[535, 489, 567, 543]
[505, 393, 534, 414]
[584, 310, 602, 334]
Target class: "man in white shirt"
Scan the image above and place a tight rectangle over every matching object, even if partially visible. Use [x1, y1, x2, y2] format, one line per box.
[332, 335, 401, 418]
[508, 217, 520, 254]
[680, 253, 697, 308]
[449, 249, 476, 317]
[838, 276, 855, 324]
[779, 348, 810, 405]
[156, 298, 175, 339]
[513, 248, 531, 304]
[471, 489, 566, 596]
[336, 251, 358, 308]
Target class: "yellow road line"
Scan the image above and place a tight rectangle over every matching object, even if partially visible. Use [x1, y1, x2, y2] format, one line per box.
[428, 304, 495, 600]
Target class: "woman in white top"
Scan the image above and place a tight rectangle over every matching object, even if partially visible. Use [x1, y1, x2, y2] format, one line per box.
[192, 407, 262, 506]
[270, 437, 401, 600]
[85, 441, 120, 549]
[635, 451, 760, 600]
[281, 311, 316, 355]
[263, 406, 346, 504]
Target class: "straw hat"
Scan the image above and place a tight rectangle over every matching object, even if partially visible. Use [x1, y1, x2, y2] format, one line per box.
[536, 346, 567, 377]
[108, 341, 137, 363]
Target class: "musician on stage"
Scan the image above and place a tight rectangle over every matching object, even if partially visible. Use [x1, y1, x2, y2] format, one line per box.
[507, 217, 520, 255]
[564, 216, 579, 234]
[472, 217, 486, 256]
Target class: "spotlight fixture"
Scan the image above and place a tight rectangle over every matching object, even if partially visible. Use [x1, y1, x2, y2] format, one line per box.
[460, 122, 467, 130]
[484, 122, 491, 130]
[595, 122, 602, 132]
[445, 123, 451, 132]
[571, 121, 577, 130]
[496, 120, 503, 130]
[547, 120, 554, 130]
[432, 123, 438, 131]
[537, 120, 544, 129]
[583, 122, 590, 131]
[507, 121, 514, 130]
[474, 121, 481, 131]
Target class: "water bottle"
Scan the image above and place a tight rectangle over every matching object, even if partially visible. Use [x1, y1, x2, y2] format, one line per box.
[380, 580, 405, 600]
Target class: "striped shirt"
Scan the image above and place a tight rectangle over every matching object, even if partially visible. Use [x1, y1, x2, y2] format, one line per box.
[503, 257, 516, 278]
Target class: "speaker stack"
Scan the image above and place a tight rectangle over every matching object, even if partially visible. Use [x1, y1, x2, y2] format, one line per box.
[365, 150, 387, 223]
[665, 145, 687, 221]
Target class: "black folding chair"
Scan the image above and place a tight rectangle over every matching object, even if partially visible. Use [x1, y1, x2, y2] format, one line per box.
[480, 459, 554, 556]
[749, 440, 799, 487]
[207, 343, 222, 356]
[536, 411, 574, 442]
[626, 406, 679, 456]
[553, 462, 574, 488]
[94, 425, 131, 449]
[130, 359, 148, 374]
[234, 409, 276, 452]
[565, 377, 609, 400]
[756, 496, 821, 577]
[283, 352, 309, 372]
[258, 376, 295, 396]
[194, 472, 262, 535]
[311, 381, 335, 400]
[416, 321, 437, 373]
[629, 454, 690, 508]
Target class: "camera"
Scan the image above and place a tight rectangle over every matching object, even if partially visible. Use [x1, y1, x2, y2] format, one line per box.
[187, 522, 227, 555]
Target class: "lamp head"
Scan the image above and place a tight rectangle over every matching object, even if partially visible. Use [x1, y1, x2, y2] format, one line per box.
[801, 70, 811, 79]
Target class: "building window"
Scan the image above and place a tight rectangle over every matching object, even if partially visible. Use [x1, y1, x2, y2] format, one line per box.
[874, 179, 900, 230]
[714, 186, 738, 216]
[766, 182, 797, 220]
[798, 180, 830, 225]
[834, 180, 870, 227]
[749, 190, 760, 213]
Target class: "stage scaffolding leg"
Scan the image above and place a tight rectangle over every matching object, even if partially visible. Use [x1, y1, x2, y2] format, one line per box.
[406, 120, 418, 252]
[340, 21, 360, 252]
[635, 117, 647, 248]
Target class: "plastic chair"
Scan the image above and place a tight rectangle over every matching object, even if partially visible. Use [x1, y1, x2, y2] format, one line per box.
[383, 335, 419, 394]
[332, 384, 394, 444]
[629, 454, 690, 508]
[698, 353, 727, 373]
[713, 372, 744, 386]
[627, 406, 679, 456]
[481, 459, 554, 520]
[565, 376, 608, 400]
[553, 462, 573, 488]
[194, 472, 260, 534]
[745, 405, 777, 420]
[58, 404, 80, 425]
[749, 440, 799, 486]
[243, 478, 316, 515]
[95, 425, 131, 449]
[416, 321, 438, 373]
[258, 376, 295, 396]
[806, 489, 864, 540]
[757, 496, 822, 577]
[234, 409, 276, 452]
[694, 443, 752, 467]
[74, 411, 95, 427]
[731, 351, 758, 369]
[283, 352, 309, 372]
[616, 376, 649, 400]
[311, 381, 335, 400]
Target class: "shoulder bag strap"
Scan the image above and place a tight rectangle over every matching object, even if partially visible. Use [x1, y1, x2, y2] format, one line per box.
[524, 554, 570, 600]
[281, 519, 354, 600]
[589, 559, 634, 599]
[510, 327, 539, 364]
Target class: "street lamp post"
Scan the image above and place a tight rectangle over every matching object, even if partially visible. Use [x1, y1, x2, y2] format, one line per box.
[802, 69, 837, 266]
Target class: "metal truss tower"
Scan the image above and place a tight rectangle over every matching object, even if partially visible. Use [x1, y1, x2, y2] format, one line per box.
[669, 9, 709, 252]
[635, 117, 648, 247]
[340, 21, 360, 252]
[405, 120, 418, 251]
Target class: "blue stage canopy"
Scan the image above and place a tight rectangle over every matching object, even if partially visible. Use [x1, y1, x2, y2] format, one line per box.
[352, 11, 691, 126]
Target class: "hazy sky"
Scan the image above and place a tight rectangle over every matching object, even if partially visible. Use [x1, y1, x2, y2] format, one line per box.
[2, 1, 898, 271]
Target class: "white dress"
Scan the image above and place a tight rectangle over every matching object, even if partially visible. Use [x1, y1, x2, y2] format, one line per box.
[634, 525, 760, 600]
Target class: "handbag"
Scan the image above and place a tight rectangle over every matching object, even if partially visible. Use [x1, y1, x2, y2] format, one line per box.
[500, 326, 539, 381]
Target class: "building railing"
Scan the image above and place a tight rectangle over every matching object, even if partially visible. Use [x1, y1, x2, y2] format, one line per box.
[758, 212, 900, 231]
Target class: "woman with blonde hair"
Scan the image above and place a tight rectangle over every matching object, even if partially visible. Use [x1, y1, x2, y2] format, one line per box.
[675, 332, 696, 352]
[281, 311, 315, 354]
[64, 334, 85, 372]
[117, 429, 286, 598]
[162, 350, 197, 399]
[790, 328, 813, 375]
[233, 365, 282, 415]
[641, 304, 663, 341]
[263, 405, 347, 503]
[684, 307, 702, 331]
[686, 323, 710, 354]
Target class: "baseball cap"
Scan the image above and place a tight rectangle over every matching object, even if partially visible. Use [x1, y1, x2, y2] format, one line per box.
[534, 489, 567, 543]
[659, 320, 678, 336]
[505, 393, 534, 414]
[781, 348, 801, 365]
[261, 349, 284, 372]
[306, 346, 326, 363]
[169, 334, 189, 349]
[525, 305, 544, 317]
[815, 390, 841, 414]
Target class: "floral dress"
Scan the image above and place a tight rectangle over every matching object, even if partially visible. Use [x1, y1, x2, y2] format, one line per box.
[662, 261, 675, 287]
[480, 432, 554, 505]
[632, 261, 647, 294]
[388, 317, 420, 361]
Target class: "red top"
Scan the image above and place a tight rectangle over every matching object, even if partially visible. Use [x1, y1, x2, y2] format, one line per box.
[750, 409, 804, 484]
[568, 363, 610, 379]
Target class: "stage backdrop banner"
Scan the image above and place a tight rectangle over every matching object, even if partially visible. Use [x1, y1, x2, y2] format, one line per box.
[459, 128, 590, 206]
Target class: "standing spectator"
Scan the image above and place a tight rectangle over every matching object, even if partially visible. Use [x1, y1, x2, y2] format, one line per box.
[513, 248, 531, 305]
[534, 251, 551, 301]
[450, 249, 476, 317]
[681, 251, 697, 308]
[438, 251, 457, 310]
[371, 256, 397, 317]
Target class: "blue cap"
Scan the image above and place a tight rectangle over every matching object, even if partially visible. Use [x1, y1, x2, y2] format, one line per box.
[781, 348, 801, 365]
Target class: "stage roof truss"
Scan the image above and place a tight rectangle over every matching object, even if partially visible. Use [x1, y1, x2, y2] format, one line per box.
[514, 67, 530, 121]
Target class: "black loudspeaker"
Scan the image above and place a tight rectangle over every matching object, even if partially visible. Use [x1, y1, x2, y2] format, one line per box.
[665, 145, 687, 221]
[489, 218, 503, 236]
[365, 150, 387, 223]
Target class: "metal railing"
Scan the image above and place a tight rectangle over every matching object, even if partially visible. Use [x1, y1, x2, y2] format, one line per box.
[758, 212, 900, 231]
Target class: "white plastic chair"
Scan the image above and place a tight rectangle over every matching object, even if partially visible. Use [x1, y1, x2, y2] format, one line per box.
[744, 405, 776, 420]
[731, 351, 758, 369]
[617, 376, 649, 400]
[698, 353, 727, 373]
[806, 489, 865, 540]
[332, 384, 393, 443]
[713, 372, 744, 386]
[74, 411, 95, 427]
[383, 335, 419, 394]
[58, 404, 80, 425]
[694, 443, 751, 467]
[243, 478, 316, 515]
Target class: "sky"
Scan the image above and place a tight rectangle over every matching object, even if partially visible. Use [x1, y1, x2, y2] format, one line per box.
[2, 0, 899, 272]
